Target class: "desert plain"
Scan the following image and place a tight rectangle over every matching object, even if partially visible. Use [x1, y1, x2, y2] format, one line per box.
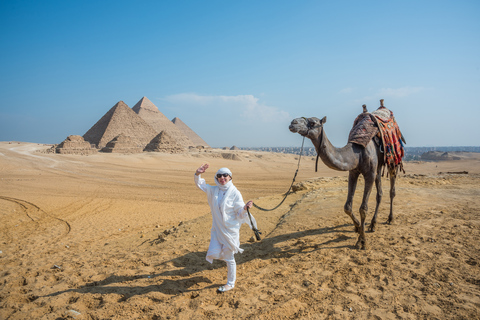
[0, 141, 479, 319]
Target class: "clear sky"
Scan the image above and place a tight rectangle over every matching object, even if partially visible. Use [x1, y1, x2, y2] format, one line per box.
[1, 0, 479, 148]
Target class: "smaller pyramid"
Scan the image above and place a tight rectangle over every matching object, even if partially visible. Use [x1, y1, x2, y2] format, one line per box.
[83, 101, 158, 149]
[144, 130, 186, 153]
[101, 134, 143, 153]
[132, 97, 195, 147]
[172, 117, 210, 148]
[56, 135, 97, 155]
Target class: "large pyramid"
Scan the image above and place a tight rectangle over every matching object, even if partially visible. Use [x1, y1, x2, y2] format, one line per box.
[132, 97, 195, 147]
[172, 117, 210, 147]
[83, 101, 158, 149]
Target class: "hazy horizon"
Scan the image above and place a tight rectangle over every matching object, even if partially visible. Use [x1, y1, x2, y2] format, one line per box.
[2, 140, 478, 151]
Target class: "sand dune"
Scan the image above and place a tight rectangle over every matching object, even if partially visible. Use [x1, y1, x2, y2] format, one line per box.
[1, 142, 479, 319]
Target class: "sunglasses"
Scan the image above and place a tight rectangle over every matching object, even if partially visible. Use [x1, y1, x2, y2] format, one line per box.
[216, 173, 230, 178]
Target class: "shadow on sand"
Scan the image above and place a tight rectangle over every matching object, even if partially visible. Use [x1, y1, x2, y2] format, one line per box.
[43, 224, 355, 299]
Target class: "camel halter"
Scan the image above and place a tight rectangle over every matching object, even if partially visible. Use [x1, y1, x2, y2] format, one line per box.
[303, 118, 323, 173]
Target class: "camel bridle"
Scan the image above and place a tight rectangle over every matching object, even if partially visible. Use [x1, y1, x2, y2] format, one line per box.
[302, 118, 323, 172]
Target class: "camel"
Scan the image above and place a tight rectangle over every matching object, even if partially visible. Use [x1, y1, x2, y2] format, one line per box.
[289, 101, 403, 249]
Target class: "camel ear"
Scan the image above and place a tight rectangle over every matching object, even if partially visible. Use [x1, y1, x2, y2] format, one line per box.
[321, 116, 327, 124]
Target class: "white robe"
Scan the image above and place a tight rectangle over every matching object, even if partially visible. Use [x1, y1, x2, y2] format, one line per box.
[194, 174, 257, 263]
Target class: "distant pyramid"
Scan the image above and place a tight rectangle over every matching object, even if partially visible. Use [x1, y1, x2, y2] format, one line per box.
[172, 117, 210, 148]
[144, 130, 186, 153]
[132, 97, 195, 147]
[56, 135, 97, 155]
[83, 101, 158, 149]
[101, 134, 143, 153]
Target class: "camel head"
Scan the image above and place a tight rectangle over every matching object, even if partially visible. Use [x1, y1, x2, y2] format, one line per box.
[289, 116, 326, 139]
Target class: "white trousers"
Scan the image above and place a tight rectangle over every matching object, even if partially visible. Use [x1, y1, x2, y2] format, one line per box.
[207, 230, 237, 287]
[224, 253, 236, 287]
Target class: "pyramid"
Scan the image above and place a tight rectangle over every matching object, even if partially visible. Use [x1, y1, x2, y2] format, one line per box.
[132, 97, 195, 147]
[144, 130, 186, 153]
[101, 134, 143, 153]
[83, 101, 158, 149]
[56, 135, 97, 155]
[172, 117, 210, 148]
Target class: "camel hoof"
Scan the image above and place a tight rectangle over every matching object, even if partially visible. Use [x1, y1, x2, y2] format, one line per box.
[355, 240, 366, 250]
[368, 226, 375, 233]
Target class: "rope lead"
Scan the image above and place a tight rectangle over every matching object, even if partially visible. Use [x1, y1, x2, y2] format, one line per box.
[252, 136, 306, 212]
[247, 208, 262, 241]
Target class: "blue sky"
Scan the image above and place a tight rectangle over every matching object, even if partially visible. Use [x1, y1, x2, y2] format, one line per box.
[1, 0, 479, 148]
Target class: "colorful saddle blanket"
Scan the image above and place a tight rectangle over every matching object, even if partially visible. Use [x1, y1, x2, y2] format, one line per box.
[348, 107, 405, 173]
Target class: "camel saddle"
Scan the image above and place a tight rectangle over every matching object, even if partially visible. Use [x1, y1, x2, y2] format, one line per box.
[348, 106, 406, 173]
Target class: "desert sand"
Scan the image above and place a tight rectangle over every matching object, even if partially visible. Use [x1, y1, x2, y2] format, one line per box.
[1, 141, 479, 319]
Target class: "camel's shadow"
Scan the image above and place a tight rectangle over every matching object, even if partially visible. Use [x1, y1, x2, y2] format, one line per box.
[43, 224, 354, 299]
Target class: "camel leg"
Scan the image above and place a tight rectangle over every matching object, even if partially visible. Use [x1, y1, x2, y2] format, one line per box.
[344, 171, 361, 232]
[387, 170, 396, 224]
[356, 173, 375, 250]
[369, 167, 383, 232]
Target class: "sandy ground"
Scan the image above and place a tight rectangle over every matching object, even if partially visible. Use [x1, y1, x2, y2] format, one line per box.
[1, 141, 479, 320]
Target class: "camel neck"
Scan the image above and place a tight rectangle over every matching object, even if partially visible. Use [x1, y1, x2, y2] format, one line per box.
[313, 127, 357, 172]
